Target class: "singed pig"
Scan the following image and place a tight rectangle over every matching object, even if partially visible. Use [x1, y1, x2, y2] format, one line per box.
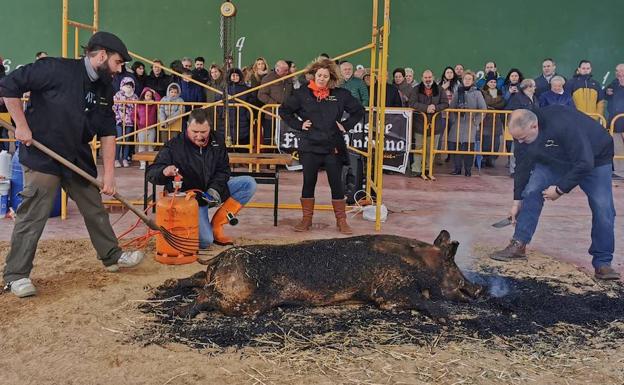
[164, 230, 484, 321]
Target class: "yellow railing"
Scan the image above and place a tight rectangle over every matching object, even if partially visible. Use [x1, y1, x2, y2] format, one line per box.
[408, 111, 428, 179]
[587, 112, 607, 128]
[610, 113, 624, 162]
[427, 108, 512, 179]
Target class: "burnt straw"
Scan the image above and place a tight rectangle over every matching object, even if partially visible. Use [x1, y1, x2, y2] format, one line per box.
[136, 272, 624, 352]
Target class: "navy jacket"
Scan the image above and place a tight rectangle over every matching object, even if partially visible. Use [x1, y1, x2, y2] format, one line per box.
[538, 90, 574, 108]
[513, 105, 614, 200]
[534, 74, 565, 98]
[0, 57, 116, 177]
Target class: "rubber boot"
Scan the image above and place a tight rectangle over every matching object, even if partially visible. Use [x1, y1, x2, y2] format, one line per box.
[294, 198, 314, 232]
[211, 197, 243, 246]
[332, 199, 353, 235]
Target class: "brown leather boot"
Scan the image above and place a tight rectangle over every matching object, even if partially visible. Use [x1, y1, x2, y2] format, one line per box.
[595, 266, 621, 280]
[294, 198, 314, 232]
[332, 199, 353, 235]
[490, 239, 527, 262]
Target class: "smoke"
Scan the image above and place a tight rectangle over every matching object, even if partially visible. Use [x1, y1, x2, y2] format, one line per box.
[484, 275, 510, 298]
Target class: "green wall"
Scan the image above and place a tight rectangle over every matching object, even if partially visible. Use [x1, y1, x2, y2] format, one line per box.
[2, 1, 623, 84]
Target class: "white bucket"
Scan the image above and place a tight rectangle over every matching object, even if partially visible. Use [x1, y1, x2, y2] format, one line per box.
[0, 180, 9, 216]
[0, 150, 11, 180]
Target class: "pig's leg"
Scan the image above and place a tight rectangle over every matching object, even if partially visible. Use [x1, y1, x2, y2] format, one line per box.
[173, 292, 216, 318]
[163, 271, 207, 290]
[371, 285, 449, 323]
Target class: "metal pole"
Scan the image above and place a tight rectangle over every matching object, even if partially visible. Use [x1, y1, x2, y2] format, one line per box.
[365, 0, 378, 200]
[93, 0, 99, 32]
[375, 0, 391, 231]
[62, 0, 68, 57]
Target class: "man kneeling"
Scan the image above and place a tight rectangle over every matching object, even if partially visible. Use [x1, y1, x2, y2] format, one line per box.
[147, 108, 256, 248]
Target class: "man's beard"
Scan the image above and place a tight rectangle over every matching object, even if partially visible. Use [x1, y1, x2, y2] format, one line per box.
[96, 62, 114, 84]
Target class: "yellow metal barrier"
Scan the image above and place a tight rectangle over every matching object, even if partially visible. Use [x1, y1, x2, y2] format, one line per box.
[427, 108, 512, 180]
[256, 104, 280, 153]
[98, 100, 255, 153]
[610, 113, 624, 163]
[407, 111, 428, 179]
[587, 112, 607, 128]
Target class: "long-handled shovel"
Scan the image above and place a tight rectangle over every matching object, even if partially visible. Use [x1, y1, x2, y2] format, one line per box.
[0, 119, 200, 254]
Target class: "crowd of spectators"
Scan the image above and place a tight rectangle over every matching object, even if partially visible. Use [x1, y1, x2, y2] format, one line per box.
[3, 53, 624, 178]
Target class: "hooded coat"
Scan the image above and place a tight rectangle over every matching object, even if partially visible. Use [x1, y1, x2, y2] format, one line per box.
[136, 87, 162, 130]
[112, 76, 138, 126]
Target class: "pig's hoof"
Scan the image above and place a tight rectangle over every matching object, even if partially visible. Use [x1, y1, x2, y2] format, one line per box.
[163, 279, 178, 289]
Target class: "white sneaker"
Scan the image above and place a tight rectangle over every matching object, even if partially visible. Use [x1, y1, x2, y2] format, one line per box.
[106, 250, 145, 272]
[6, 278, 37, 298]
[122, 159, 130, 168]
[139, 161, 146, 170]
[114, 160, 122, 168]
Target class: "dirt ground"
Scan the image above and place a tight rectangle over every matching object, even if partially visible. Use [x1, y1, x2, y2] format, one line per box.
[1, 237, 623, 385]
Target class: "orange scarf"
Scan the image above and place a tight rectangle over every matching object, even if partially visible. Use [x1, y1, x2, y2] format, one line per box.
[308, 80, 330, 101]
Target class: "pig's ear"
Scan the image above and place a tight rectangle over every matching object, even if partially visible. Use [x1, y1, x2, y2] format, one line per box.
[446, 241, 459, 261]
[434, 230, 451, 247]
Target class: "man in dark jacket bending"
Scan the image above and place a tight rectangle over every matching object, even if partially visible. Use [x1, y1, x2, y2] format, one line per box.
[490, 105, 619, 280]
[147, 108, 256, 248]
[1, 32, 145, 298]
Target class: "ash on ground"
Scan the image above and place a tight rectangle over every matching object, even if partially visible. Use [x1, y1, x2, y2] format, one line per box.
[134, 267, 624, 355]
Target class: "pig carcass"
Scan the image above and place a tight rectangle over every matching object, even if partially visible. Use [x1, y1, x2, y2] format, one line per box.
[164, 231, 484, 321]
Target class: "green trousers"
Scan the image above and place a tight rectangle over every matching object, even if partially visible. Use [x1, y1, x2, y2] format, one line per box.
[3, 167, 121, 283]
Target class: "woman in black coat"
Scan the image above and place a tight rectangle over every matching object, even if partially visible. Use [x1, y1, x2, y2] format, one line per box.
[280, 58, 364, 234]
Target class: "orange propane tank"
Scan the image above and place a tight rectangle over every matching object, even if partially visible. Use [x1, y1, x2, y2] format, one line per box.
[155, 191, 199, 265]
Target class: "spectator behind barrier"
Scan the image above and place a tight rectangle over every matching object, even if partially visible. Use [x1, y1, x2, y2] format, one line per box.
[112, 77, 138, 168]
[567, 60, 606, 118]
[454, 64, 465, 79]
[158, 83, 184, 142]
[408, 69, 449, 176]
[405, 67, 418, 88]
[192, 56, 210, 84]
[131, 61, 146, 96]
[136, 87, 161, 169]
[363, 72, 402, 108]
[145, 59, 172, 100]
[502, 68, 525, 102]
[340, 61, 369, 106]
[539, 76, 574, 108]
[534, 58, 564, 98]
[216, 68, 252, 145]
[480, 71, 506, 168]
[448, 70, 486, 177]
[606, 64, 624, 139]
[439, 66, 460, 104]
[258, 60, 293, 105]
[392, 67, 410, 106]
[476, 61, 504, 90]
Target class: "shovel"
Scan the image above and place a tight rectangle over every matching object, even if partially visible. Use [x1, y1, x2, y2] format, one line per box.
[0, 119, 199, 253]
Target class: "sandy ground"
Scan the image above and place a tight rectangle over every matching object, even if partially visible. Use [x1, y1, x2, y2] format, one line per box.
[1, 236, 623, 385]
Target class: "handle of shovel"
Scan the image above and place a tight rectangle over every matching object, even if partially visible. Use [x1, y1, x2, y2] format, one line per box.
[0, 119, 159, 230]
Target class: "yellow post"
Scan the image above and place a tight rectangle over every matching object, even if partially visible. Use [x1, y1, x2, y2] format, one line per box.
[74, 27, 79, 59]
[365, 0, 378, 200]
[374, 0, 391, 231]
[62, 0, 68, 57]
[93, 0, 99, 32]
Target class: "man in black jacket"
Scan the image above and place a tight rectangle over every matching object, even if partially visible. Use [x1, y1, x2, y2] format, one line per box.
[147, 108, 256, 248]
[490, 106, 619, 280]
[0, 32, 145, 298]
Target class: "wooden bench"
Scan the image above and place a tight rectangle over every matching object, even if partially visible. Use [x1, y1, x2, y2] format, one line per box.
[132, 151, 292, 226]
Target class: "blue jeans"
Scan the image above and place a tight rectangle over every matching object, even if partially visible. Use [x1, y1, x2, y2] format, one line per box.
[115, 125, 134, 161]
[198, 176, 257, 248]
[513, 163, 616, 269]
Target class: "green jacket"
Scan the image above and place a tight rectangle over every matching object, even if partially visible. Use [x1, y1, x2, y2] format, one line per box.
[341, 77, 369, 106]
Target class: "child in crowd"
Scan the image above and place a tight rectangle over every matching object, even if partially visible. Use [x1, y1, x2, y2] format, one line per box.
[158, 83, 185, 141]
[112, 77, 138, 167]
[136, 87, 161, 169]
